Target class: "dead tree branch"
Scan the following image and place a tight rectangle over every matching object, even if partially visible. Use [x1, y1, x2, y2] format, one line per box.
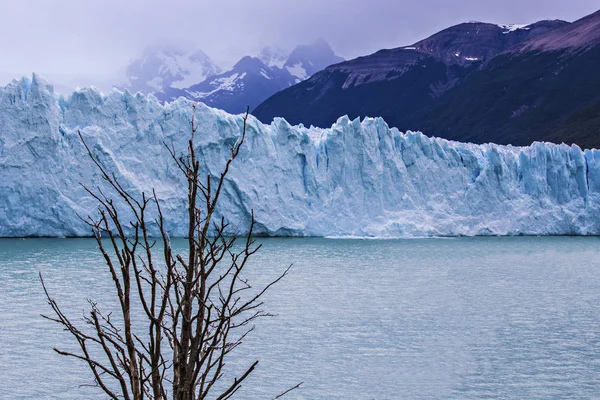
[42, 105, 300, 399]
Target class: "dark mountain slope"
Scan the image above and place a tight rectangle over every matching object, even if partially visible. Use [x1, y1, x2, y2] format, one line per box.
[253, 51, 477, 127]
[404, 11, 600, 147]
[253, 19, 568, 128]
[518, 9, 600, 52]
[413, 20, 568, 64]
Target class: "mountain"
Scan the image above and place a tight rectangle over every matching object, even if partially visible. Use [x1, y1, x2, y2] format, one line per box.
[404, 10, 600, 148]
[412, 20, 568, 65]
[257, 45, 289, 68]
[252, 19, 568, 128]
[518, 10, 600, 52]
[155, 56, 297, 113]
[283, 38, 345, 82]
[125, 46, 221, 93]
[252, 16, 600, 146]
[2, 75, 600, 237]
[155, 39, 344, 114]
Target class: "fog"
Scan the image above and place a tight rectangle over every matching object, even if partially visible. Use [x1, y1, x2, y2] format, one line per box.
[0, 0, 597, 87]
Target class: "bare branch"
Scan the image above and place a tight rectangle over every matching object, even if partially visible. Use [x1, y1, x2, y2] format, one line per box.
[42, 105, 293, 400]
[273, 382, 304, 399]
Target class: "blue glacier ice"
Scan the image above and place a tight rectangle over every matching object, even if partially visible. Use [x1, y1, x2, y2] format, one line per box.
[1, 74, 600, 237]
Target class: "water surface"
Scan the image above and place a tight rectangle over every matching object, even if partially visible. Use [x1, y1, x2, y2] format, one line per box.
[1, 237, 600, 399]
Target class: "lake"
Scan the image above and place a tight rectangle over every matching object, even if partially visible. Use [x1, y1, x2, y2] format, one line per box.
[1, 237, 600, 399]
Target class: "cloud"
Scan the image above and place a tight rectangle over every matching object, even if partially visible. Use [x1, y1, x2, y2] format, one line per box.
[0, 0, 597, 81]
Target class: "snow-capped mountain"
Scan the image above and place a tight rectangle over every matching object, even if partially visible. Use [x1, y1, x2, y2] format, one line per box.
[155, 56, 297, 113]
[283, 38, 345, 82]
[154, 39, 344, 113]
[2, 75, 600, 237]
[125, 46, 221, 94]
[257, 45, 289, 69]
[410, 19, 568, 65]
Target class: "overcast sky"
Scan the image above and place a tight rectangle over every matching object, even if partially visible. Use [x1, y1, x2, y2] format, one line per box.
[0, 0, 598, 82]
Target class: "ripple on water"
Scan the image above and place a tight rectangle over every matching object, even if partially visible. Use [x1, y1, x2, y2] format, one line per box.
[1, 236, 600, 399]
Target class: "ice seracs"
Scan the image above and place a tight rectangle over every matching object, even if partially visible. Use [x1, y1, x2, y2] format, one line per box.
[2, 75, 600, 237]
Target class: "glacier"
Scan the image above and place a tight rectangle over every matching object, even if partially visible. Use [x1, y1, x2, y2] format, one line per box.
[1, 74, 600, 237]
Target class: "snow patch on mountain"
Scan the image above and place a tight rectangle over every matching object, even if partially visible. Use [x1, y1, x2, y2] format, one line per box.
[283, 38, 344, 80]
[126, 47, 221, 93]
[260, 69, 272, 80]
[2, 75, 600, 238]
[170, 50, 222, 89]
[286, 63, 308, 81]
[257, 46, 289, 69]
[498, 24, 531, 34]
[186, 72, 246, 98]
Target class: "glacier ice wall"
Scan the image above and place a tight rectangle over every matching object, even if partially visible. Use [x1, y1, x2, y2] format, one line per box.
[1, 74, 600, 237]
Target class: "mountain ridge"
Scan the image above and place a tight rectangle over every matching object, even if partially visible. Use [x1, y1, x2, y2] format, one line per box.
[150, 39, 344, 113]
[125, 47, 222, 94]
[252, 11, 600, 148]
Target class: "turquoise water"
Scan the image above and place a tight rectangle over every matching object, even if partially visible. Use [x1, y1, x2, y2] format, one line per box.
[1, 237, 600, 399]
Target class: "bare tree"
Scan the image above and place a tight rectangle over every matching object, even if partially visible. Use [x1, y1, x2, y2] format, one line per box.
[41, 104, 300, 399]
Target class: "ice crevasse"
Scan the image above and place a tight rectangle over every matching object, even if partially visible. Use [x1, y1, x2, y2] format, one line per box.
[1, 74, 600, 237]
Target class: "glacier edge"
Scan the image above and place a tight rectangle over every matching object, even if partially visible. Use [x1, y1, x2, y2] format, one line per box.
[1, 74, 600, 237]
